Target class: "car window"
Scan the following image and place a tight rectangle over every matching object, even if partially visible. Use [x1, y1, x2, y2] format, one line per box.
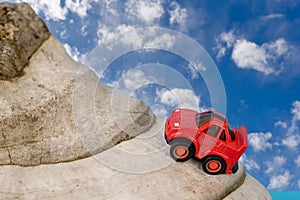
[196, 112, 227, 128]
[229, 128, 236, 141]
[219, 130, 226, 141]
[203, 125, 221, 137]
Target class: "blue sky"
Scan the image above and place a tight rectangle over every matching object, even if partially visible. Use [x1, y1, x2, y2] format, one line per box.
[10, 0, 300, 193]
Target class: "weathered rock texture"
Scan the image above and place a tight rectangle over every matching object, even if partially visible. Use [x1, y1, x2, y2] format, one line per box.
[0, 2, 50, 80]
[0, 5, 154, 166]
[0, 35, 154, 165]
[0, 119, 271, 200]
[0, 2, 271, 200]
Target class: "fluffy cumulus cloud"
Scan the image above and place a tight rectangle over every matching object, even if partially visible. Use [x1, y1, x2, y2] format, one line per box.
[64, 43, 85, 63]
[122, 69, 156, 91]
[15, 0, 98, 20]
[274, 120, 287, 129]
[239, 154, 260, 171]
[168, 1, 188, 26]
[295, 155, 300, 168]
[248, 132, 272, 152]
[231, 39, 274, 75]
[289, 100, 300, 133]
[125, 0, 164, 24]
[215, 30, 291, 75]
[268, 171, 292, 190]
[282, 135, 300, 149]
[187, 60, 207, 80]
[155, 88, 200, 110]
[282, 100, 300, 149]
[215, 30, 237, 59]
[265, 156, 286, 175]
[97, 24, 142, 48]
[15, 0, 68, 21]
[144, 33, 176, 49]
[97, 24, 176, 50]
[65, 0, 99, 18]
[264, 156, 293, 190]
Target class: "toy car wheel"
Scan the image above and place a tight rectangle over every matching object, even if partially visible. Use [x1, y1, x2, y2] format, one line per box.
[170, 142, 194, 162]
[202, 157, 226, 175]
[232, 162, 239, 174]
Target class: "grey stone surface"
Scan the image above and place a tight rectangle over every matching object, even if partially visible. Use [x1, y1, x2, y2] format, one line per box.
[0, 35, 154, 166]
[0, 2, 50, 80]
[224, 173, 272, 200]
[0, 119, 271, 200]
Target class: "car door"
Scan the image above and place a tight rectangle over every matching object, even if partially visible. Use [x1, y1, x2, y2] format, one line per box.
[198, 124, 223, 156]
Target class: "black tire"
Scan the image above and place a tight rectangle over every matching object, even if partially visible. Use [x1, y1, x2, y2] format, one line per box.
[170, 141, 194, 162]
[202, 156, 226, 175]
[232, 162, 239, 174]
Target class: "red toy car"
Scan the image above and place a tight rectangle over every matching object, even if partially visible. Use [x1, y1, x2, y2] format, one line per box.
[165, 108, 248, 175]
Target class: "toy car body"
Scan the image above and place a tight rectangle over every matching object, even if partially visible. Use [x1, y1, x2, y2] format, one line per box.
[165, 108, 248, 175]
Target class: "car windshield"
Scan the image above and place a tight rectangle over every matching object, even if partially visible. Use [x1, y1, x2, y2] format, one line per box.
[195, 112, 226, 128]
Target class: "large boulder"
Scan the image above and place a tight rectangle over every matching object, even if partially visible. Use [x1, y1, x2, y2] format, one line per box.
[0, 2, 154, 165]
[0, 2, 271, 200]
[0, 119, 271, 200]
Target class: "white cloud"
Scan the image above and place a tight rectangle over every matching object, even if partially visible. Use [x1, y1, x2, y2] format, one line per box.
[144, 33, 176, 49]
[97, 24, 176, 51]
[262, 14, 284, 20]
[151, 105, 168, 119]
[214, 30, 237, 59]
[291, 101, 300, 121]
[215, 30, 291, 75]
[219, 30, 237, 49]
[282, 135, 300, 149]
[187, 60, 207, 80]
[232, 38, 291, 75]
[97, 24, 143, 49]
[274, 120, 287, 129]
[101, 0, 119, 16]
[266, 38, 290, 57]
[155, 88, 200, 110]
[169, 1, 188, 26]
[232, 39, 275, 75]
[298, 180, 300, 189]
[121, 69, 156, 91]
[125, 0, 164, 24]
[16, 0, 99, 20]
[295, 155, 300, 168]
[281, 101, 300, 149]
[267, 171, 292, 190]
[248, 132, 272, 152]
[20, 0, 68, 21]
[286, 101, 300, 137]
[63, 43, 86, 63]
[65, 0, 98, 18]
[239, 154, 260, 171]
[265, 156, 286, 174]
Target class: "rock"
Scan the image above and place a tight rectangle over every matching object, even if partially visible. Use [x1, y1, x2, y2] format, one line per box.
[224, 173, 272, 200]
[0, 119, 271, 200]
[0, 34, 154, 166]
[0, 2, 50, 80]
